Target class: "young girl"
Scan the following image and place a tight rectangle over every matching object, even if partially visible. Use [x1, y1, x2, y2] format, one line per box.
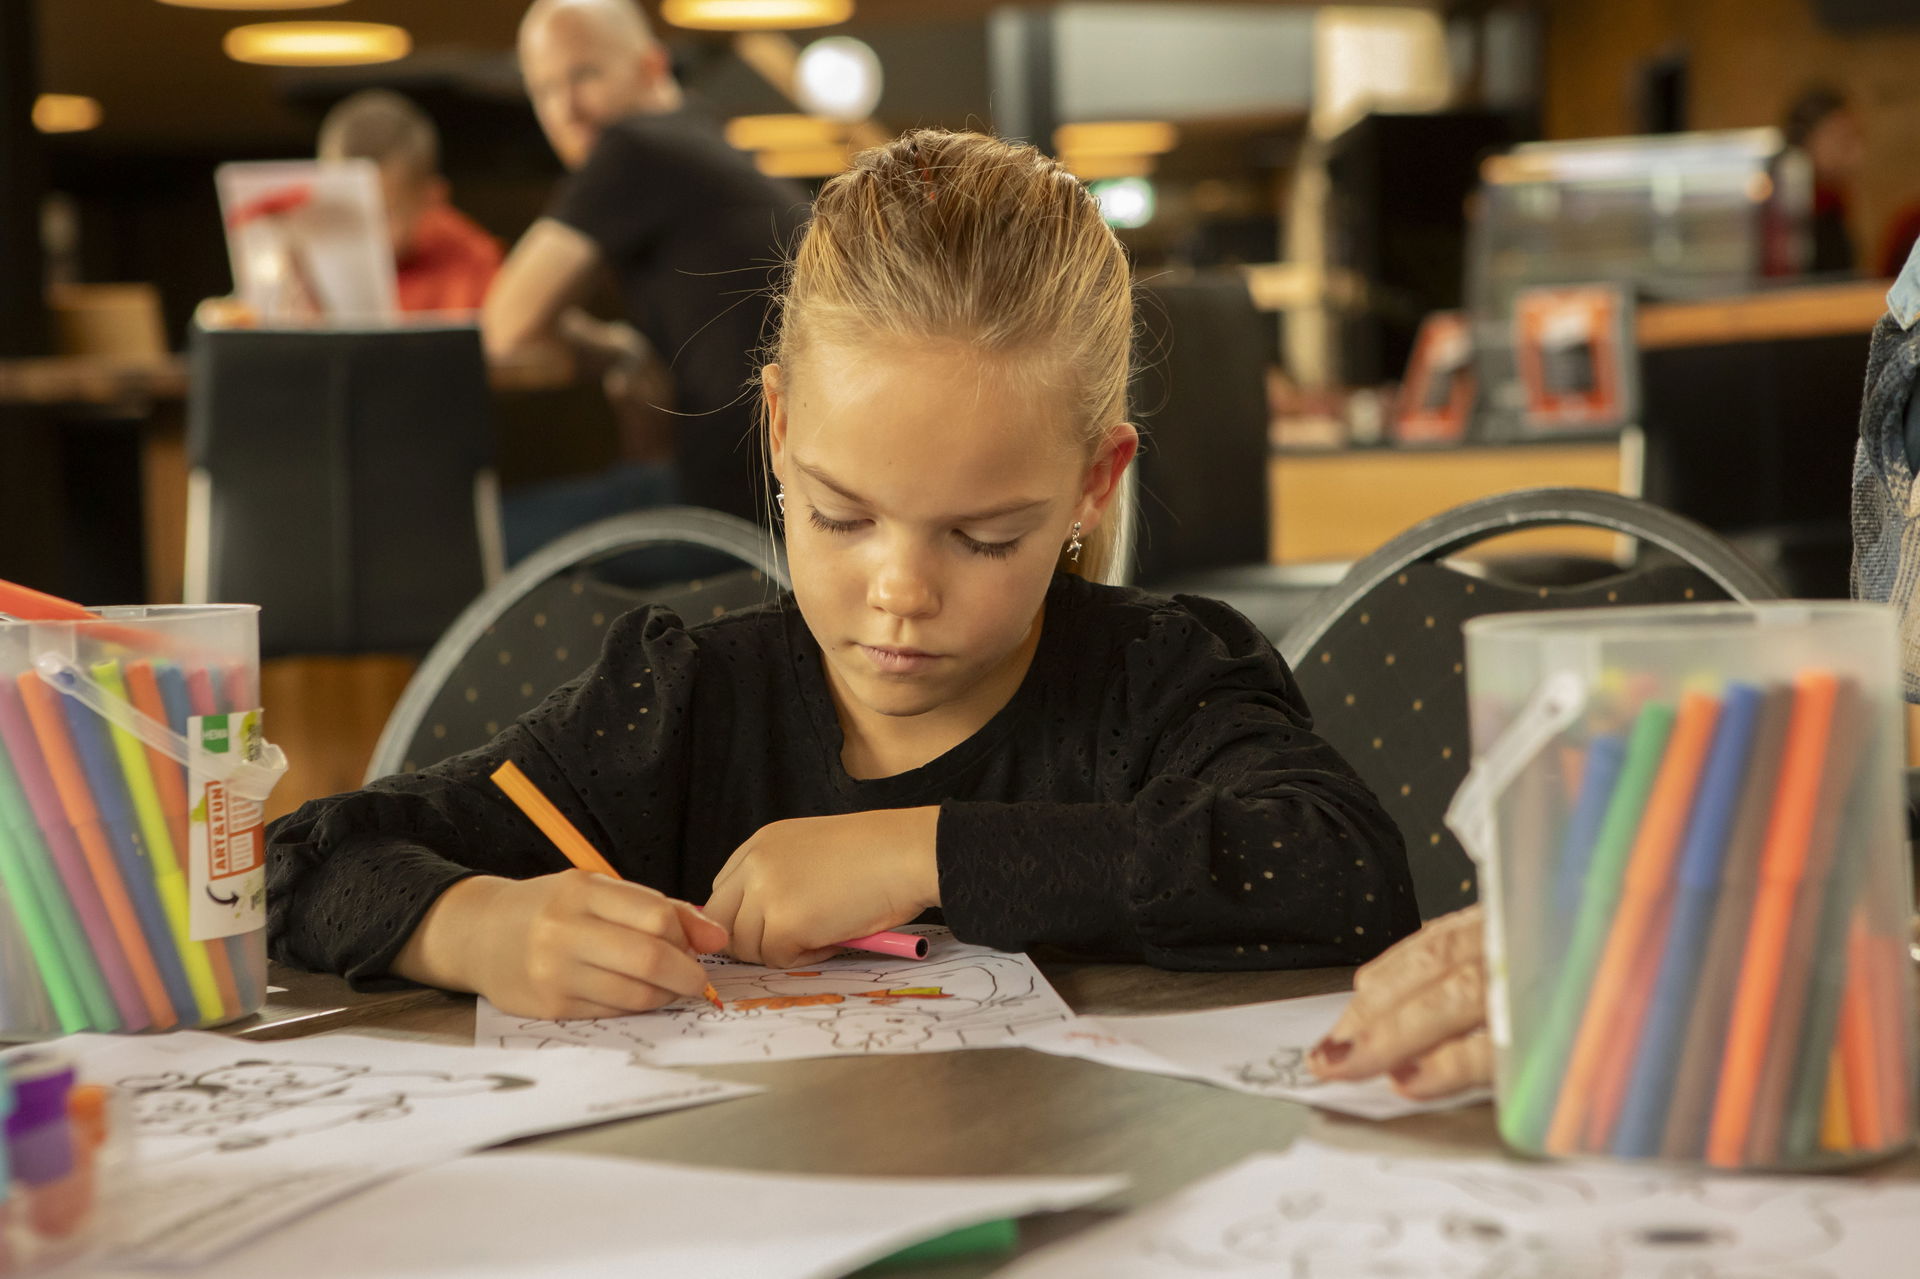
[267, 130, 1417, 1020]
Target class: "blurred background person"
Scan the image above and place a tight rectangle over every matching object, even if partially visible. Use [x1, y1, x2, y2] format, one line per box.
[317, 89, 502, 315]
[483, 0, 808, 556]
[1783, 83, 1865, 275]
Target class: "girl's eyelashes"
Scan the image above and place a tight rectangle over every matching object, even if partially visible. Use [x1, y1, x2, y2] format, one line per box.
[955, 531, 1021, 559]
[808, 506, 1021, 559]
[807, 507, 864, 535]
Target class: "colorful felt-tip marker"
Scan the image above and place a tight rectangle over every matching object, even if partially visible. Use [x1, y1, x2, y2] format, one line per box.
[840, 931, 930, 960]
[490, 761, 725, 1011]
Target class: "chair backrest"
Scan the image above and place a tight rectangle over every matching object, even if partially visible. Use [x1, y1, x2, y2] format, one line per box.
[185, 324, 501, 658]
[1280, 487, 1782, 920]
[1129, 275, 1272, 586]
[366, 506, 786, 782]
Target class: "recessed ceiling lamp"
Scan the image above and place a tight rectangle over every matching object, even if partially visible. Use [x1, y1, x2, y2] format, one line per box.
[1053, 122, 1179, 158]
[157, 0, 347, 9]
[754, 146, 852, 179]
[662, 0, 852, 31]
[726, 114, 842, 152]
[33, 94, 103, 134]
[224, 22, 411, 67]
[794, 36, 881, 123]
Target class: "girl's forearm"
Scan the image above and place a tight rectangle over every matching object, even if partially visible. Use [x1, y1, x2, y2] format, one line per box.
[390, 875, 510, 992]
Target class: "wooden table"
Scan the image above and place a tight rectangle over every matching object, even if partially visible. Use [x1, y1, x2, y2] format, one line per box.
[237, 958, 1920, 1275]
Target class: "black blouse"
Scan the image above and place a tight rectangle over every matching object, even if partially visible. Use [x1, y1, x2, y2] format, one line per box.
[267, 574, 1418, 987]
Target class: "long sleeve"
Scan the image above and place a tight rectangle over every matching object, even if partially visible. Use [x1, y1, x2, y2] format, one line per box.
[937, 593, 1415, 969]
[266, 606, 703, 987]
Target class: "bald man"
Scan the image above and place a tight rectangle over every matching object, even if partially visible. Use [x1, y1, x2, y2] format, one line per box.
[485, 0, 808, 551]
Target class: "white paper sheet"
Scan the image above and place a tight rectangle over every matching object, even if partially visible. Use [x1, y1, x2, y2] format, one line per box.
[1022, 992, 1487, 1119]
[998, 1140, 1920, 1278]
[67, 1030, 758, 1266]
[84, 1152, 1125, 1279]
[476, 926, 1075, 1065]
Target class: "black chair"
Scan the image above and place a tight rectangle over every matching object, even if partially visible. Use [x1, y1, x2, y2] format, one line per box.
[1128, 275, 1331, 642]
[185, 325, 503, 658]
[1279, 487, 1783, 921]
[366, 507, 786, 781]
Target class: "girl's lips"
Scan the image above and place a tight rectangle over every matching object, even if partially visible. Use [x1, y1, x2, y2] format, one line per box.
[860, 644, 940, 675]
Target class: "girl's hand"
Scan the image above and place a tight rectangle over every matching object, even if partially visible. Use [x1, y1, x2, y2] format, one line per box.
[1306, 904, 1492, 1100]
[396, 870, 728, 1020]
[702, 807, 940, 968]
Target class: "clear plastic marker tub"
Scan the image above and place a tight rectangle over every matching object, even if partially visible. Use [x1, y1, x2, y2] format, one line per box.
[0, 605, 285, 1037]
[1448, 602, 1916, 1170]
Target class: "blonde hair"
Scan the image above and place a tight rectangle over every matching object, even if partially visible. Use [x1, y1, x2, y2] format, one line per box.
[771, 129, 1136, 584]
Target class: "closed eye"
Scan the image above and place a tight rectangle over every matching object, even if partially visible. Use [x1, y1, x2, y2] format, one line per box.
[955, 531, 1020, 559]
[808, 507, 866, 535]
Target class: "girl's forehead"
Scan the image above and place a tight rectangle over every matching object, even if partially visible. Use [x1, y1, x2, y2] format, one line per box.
[787, 355, 1083, 516]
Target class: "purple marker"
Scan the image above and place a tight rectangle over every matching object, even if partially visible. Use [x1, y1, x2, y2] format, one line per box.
[3, 1049, 87, 1239]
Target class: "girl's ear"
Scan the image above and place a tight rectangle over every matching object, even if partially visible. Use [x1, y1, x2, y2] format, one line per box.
[763, 363, 788, 479]
[1074, 422, 1140, 530]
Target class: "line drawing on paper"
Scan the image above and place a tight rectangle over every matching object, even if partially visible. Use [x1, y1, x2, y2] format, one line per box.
[484, 927, 1074, 1063]
[119, 1057, 535, 1157]
[1133, 1157, 1890, 1279]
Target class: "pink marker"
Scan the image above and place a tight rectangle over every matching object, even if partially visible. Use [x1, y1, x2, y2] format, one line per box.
[838, 931, 929, 960]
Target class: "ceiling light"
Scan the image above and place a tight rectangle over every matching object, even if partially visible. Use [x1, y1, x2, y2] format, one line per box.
[1060, 153, 1155, 181]
[1053, 122, 1179, 158]
[224, 22, 411, 67]
[794, 36, 881, 123]
[158, 0, 347, 9]
[754, 146, 852, 179]
[33, 94, 102, 134]
[726, 114, 842, 151]
[662, 0, 852, 31]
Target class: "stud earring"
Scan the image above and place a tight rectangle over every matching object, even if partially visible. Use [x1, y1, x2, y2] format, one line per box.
[1066, 521, 1084, 563]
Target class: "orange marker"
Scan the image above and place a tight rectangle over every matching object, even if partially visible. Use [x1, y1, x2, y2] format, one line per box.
[1706, 671, 1838, 1167]
[1837, 914, 1884, 1150]
[1548, 689, 1721, 1154]
[489, 760, 723, 1012]
[1821, 1042, 1853, 1152]
[16, 674, 176, 1029]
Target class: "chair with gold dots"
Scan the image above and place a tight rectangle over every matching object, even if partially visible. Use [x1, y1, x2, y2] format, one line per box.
[1280, 487, 1781, 920]
[364, 507, 786, 781]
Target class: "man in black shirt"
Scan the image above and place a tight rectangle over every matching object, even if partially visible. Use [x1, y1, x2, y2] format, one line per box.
[483, 0, 809, 548]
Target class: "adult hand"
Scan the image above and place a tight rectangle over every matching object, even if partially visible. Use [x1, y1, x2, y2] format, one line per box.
[703, 807, 940, 968]
[1307, 904, 1491, 1100]
[396, 870, 727, 1020]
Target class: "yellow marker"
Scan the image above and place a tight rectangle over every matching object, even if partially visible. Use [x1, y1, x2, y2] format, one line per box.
[94, 661, 225, 1023]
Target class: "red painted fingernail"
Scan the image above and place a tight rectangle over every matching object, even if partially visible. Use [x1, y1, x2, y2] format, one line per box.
[1389, 1061, 1420, 1085]
[1313, 1038, 1352, 1065]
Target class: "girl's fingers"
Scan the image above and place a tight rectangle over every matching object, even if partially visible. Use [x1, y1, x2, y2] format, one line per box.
[1312, 954, 1488, 1081]
[583, 876, 691, 951]
[674, 900, 730, 954]
[1390, 1027, 1494, 1101]
[571, 916, 713, 999]
[1322, 906, 1484, 1045]
[730, 898, 769, 966]
[565, 961, 692, 1015]
[701, 875, 745, 935]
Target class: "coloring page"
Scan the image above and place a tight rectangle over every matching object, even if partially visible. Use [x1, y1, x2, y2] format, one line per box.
[1023, 992, 1488, 1119]
[64, 1030, 758, 1266]
[998, 1140, 1920, 1279]
[85, 1151, 1126, 1279]
[476, 926, 1075, 1066]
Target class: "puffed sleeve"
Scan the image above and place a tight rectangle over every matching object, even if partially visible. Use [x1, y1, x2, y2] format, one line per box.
[266, 606, 703, 987]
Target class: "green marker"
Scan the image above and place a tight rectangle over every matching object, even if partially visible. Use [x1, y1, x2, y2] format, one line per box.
[858, 1219, 1019, 1273]
[1501, 699, 1675, 1151]
[0, 804, 91, 1033]
[0, 743, 115, 1030]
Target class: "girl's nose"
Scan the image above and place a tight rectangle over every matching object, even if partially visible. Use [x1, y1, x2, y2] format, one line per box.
[870, 546, 938, 619]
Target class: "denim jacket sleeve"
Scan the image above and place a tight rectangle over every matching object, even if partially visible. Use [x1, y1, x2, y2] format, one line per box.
[1851, 236, 1920, 701]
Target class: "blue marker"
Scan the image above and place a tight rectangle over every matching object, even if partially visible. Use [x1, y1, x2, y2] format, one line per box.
[56, 694, 198, 1020]
[1551, 734, 1627, 924]
[1612, 681, 1765, 1157]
